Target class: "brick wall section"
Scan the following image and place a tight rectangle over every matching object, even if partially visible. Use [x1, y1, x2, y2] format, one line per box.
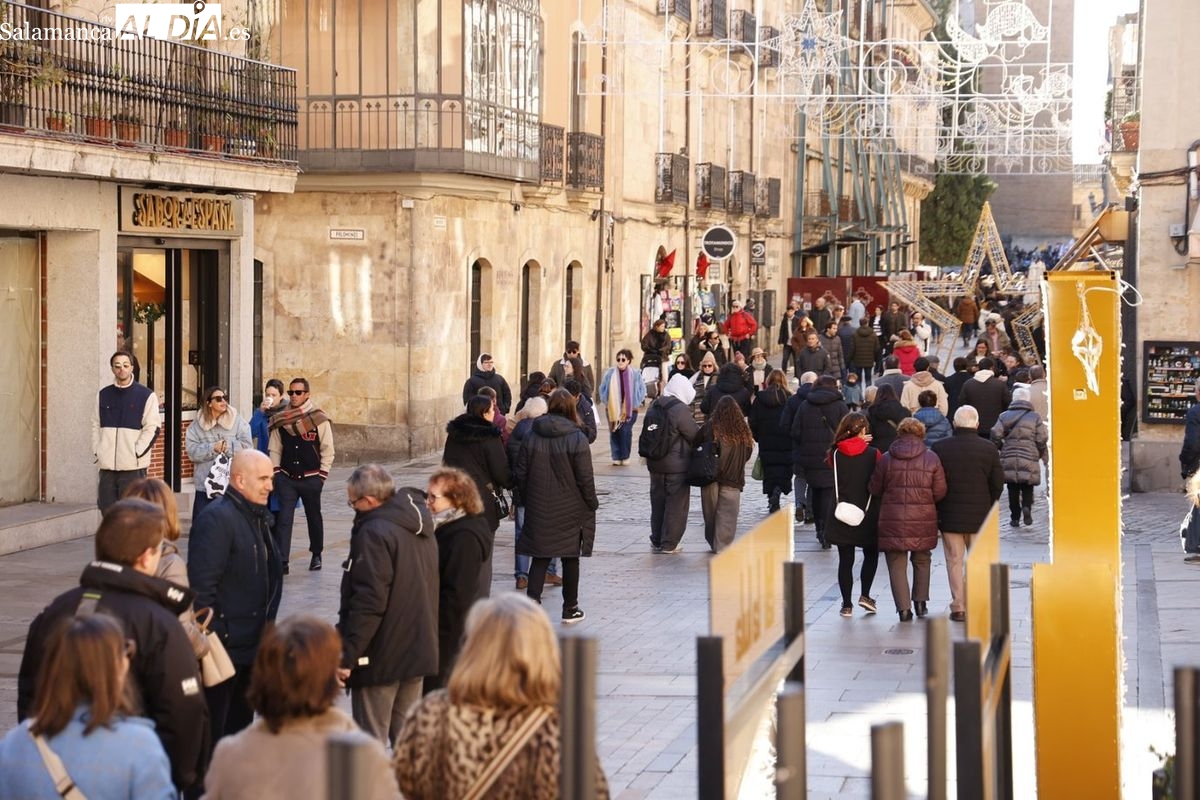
[146, 415, 195, 481]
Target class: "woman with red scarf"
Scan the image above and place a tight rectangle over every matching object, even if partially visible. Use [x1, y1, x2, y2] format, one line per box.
[824, 412, 883, 618]
[598, 349, 647, 465]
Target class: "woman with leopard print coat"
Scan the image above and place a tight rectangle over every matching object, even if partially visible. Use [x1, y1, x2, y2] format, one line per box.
[393, 594, 609, 799]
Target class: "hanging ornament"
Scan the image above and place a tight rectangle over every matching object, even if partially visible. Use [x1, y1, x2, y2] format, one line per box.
[1071, 281, 1103, 396]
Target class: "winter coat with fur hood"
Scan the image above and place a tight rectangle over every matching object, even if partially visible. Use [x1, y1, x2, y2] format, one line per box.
[442, 413, 511, 530]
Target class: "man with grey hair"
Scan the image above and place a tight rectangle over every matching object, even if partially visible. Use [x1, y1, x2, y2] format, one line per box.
[1180, 380, 1200, 480]
[337, 464, 438, 748]
[931, 405, 1004, 622]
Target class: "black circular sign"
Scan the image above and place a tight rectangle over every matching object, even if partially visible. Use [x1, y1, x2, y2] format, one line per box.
[702, 225, 737, 261]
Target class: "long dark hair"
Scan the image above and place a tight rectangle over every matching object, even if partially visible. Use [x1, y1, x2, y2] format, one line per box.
[711, 395, 753, 448]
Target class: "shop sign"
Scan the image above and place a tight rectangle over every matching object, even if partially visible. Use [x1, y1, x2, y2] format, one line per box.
[701, 225, 737, 261]
[750, 239, 767, 266]
[329, 229, 366, 241]
[119, 187, 243, 236]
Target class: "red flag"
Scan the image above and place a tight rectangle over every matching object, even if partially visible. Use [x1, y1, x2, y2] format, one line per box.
[655, 249, 676, 279]
[696, 252, 710, 280]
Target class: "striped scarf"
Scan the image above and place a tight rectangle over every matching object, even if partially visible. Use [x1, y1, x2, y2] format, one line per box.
[605, 367, 633, 428]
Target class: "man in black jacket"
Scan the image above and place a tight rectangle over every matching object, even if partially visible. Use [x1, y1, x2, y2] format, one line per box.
[18, 499, 210, 793]
[564, 378, 598, 443]
[957, 357, 1011, 436]
[778, 303, 802, 375]
[189, 449, 282, 741]
[931, 405, 1005, 622]
[462, 353, 513, 413]
[338, 464, 438, 748]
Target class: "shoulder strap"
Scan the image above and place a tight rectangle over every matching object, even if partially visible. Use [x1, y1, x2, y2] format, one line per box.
[29, 730, 88, 800]
[462, 706, 552, 800]
[75, 591, 101, 618]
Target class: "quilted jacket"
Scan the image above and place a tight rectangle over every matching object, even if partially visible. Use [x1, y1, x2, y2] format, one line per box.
[868, 434, 947, 552]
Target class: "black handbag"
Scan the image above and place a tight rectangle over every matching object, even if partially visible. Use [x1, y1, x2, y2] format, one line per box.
[686, 435, 720, 487]
[490, 485, 512, 518]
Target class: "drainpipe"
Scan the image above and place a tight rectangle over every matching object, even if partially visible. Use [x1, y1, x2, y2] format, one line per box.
[683, 29, 693, 335]
[404, 195, 415, 458]
[595, 8, 609, 367]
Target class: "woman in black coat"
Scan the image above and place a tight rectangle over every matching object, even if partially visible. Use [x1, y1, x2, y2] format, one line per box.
[701, 362, 752, 417]
[514, 389, 599, 624]
[423, 466, 494, 692]
[443, 395, 512, 597]
[867, 383, 911, 454]
[824, 413, 883, 617]
[791, 375, 849, 548]
[747, 369, 794, 512]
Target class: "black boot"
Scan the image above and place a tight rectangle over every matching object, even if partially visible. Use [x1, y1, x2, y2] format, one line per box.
[1010, 513, 1020, 527]
[1023, 506, 1033, 526]
[768, 488, 781, 513]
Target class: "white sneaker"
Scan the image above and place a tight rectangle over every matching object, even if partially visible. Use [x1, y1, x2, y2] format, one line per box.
[662, 544, 684, 554]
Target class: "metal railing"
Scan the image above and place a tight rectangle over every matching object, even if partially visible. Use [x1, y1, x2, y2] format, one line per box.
[696, 0, 728, 39]
[566, 131, 603, 190]
[731, 10, 757, 44]
[755, 176, 781, 218]
[805, 190, 833, 216]
[728, 170, 755, 215]
[0, 0, 296, 163]
[695, 162, 726, 211]
[540, 123, 564, 184]
[655, 152, 689, 204]
[657, 0, 692, 24]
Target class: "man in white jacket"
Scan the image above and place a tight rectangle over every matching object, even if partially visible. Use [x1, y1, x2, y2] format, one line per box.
[92, 351, 160, 510]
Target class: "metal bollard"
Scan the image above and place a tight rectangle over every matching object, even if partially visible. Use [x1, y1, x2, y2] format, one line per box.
[1176, 667, 1198, 800]
[871, 721, 905, 800]
[775, 683, 806, 800]
[560, 635, 598, 799]
[926, 617, 949, 800]
[327, 732, 375, 800]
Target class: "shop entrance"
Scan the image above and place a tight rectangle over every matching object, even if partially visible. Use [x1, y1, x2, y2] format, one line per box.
[117, 240, 229, 491]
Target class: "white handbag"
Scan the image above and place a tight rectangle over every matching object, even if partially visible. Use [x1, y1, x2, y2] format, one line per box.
[833, 452, 870, 527]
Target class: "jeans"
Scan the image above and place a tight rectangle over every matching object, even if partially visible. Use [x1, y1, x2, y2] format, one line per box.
[649, 471, 691, 549]
[852, 365, 873, 387]
[885, 550, 932, 613]
[528, 556, 580, 611]
[351, 677, 424, 749]
[701, 483, 742, 553]
[608, 410, 638, 461]
[514, 506, 557, 579]
[97, 468, 146, 512]
[836, 543, 880, 607]
[273, 473, 326, 565]
[192, 491, 212, 526]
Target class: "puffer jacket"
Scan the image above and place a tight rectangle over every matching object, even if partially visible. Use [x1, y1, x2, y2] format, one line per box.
[701, 364, 752, 416]
[914, 407, 953, 445]
[893, 340, 922, 375]
[747, 385, 794, 495]
[848, 325, 881, 368]
[991, 401, 1047, 485]
[338, 488, 438, 689]
[442, 414, 511, 531]
[790, 386, 848, 490]
[900, 371, 948, 415]
[515, 414, 599, 557]
[868, 434, 947, 552]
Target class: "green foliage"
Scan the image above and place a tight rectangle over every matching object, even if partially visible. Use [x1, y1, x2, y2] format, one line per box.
[919, 173, 996, 265]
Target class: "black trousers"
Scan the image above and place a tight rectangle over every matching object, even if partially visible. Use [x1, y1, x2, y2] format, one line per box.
[204, 665, 254, 741]
[273, 474, 325, 563]
[527, 556, 580, 611]
[1007, 482, 1034, 516]
[97, 468, 146, 511]
[836, 544, 880, 607]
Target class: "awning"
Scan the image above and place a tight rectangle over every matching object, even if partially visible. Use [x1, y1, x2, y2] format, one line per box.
[792, 226, 871, 256]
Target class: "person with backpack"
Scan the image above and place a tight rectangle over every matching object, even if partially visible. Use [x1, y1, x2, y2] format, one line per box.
[640, 373, 700, 554]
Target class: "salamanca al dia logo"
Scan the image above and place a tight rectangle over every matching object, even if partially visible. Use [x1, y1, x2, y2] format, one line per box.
[113, 2, 242, 42]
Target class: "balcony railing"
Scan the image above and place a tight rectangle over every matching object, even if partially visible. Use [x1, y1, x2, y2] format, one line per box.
[728, 170, 755, 215]
[657, 0, 692, 24]
[540, 123, 564, 184]
[839, 195, 859, 220]
[566, 131, 603, 190]
[731, 10, 757, 44]
[695, 163, 727, 210]
[755, 177, 781, 218]
[696, 0, 728, 39]
[759, 27, 780, 68]
[300, 95, 540, 181]
[0, 0, 296, 164]
[656, 152, 689, 205]
[804, 191, 833, 217]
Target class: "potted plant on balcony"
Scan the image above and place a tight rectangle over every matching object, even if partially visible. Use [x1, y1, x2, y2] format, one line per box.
[112, 106, 143, 144]
[1119, 111, 1140, 151]
[0, 33, 66, 129]
[163, 110, 190, 149]
[83, 100, 113, 139]
[197, 109, 233, 153]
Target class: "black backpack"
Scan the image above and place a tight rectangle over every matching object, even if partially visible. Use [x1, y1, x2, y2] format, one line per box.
[638, 397, 678, 460]
[686, 431, 720, 487]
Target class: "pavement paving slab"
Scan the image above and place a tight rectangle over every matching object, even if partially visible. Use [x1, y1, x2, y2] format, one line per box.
[1, 437, 1198, 798]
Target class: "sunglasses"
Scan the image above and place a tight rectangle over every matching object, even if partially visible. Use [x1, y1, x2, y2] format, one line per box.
[208, 395, 226, 402]
[616, 357, 629, 362]
[287, 389, 307, 396]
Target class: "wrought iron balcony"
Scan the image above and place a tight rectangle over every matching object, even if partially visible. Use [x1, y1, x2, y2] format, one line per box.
[566, 131, 603, 190]
[759, 27, 780, 68]
[755, 177, 781, 218]
[300, 95, 539, 181]
[695, 163, 727, 211]
[804, 191, 833, 217]
[696, 0, 728, 39]
[656, 152, 689, 205]
[731, 11, 757, 44]
[540, 123, 564, 184]
[657, 0, 692, 24]
[728, 170, 756, 215]
[838, 195, 859, 220]
[0, 0, 296, 164]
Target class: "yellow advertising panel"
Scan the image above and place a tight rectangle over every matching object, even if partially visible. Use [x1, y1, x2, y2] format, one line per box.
[1033, 271, 1122, 797]
[965, 505, 1001, 643]
[708, 508, 794, 688]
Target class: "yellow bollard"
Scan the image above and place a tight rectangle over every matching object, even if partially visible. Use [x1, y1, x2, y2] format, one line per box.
[1032, 271, 1123, 797]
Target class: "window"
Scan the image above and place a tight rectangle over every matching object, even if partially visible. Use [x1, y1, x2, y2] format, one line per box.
[464, 0, 542, 158]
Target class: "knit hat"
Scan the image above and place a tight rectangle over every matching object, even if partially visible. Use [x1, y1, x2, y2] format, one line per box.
[1012, 387, 1031, 403]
